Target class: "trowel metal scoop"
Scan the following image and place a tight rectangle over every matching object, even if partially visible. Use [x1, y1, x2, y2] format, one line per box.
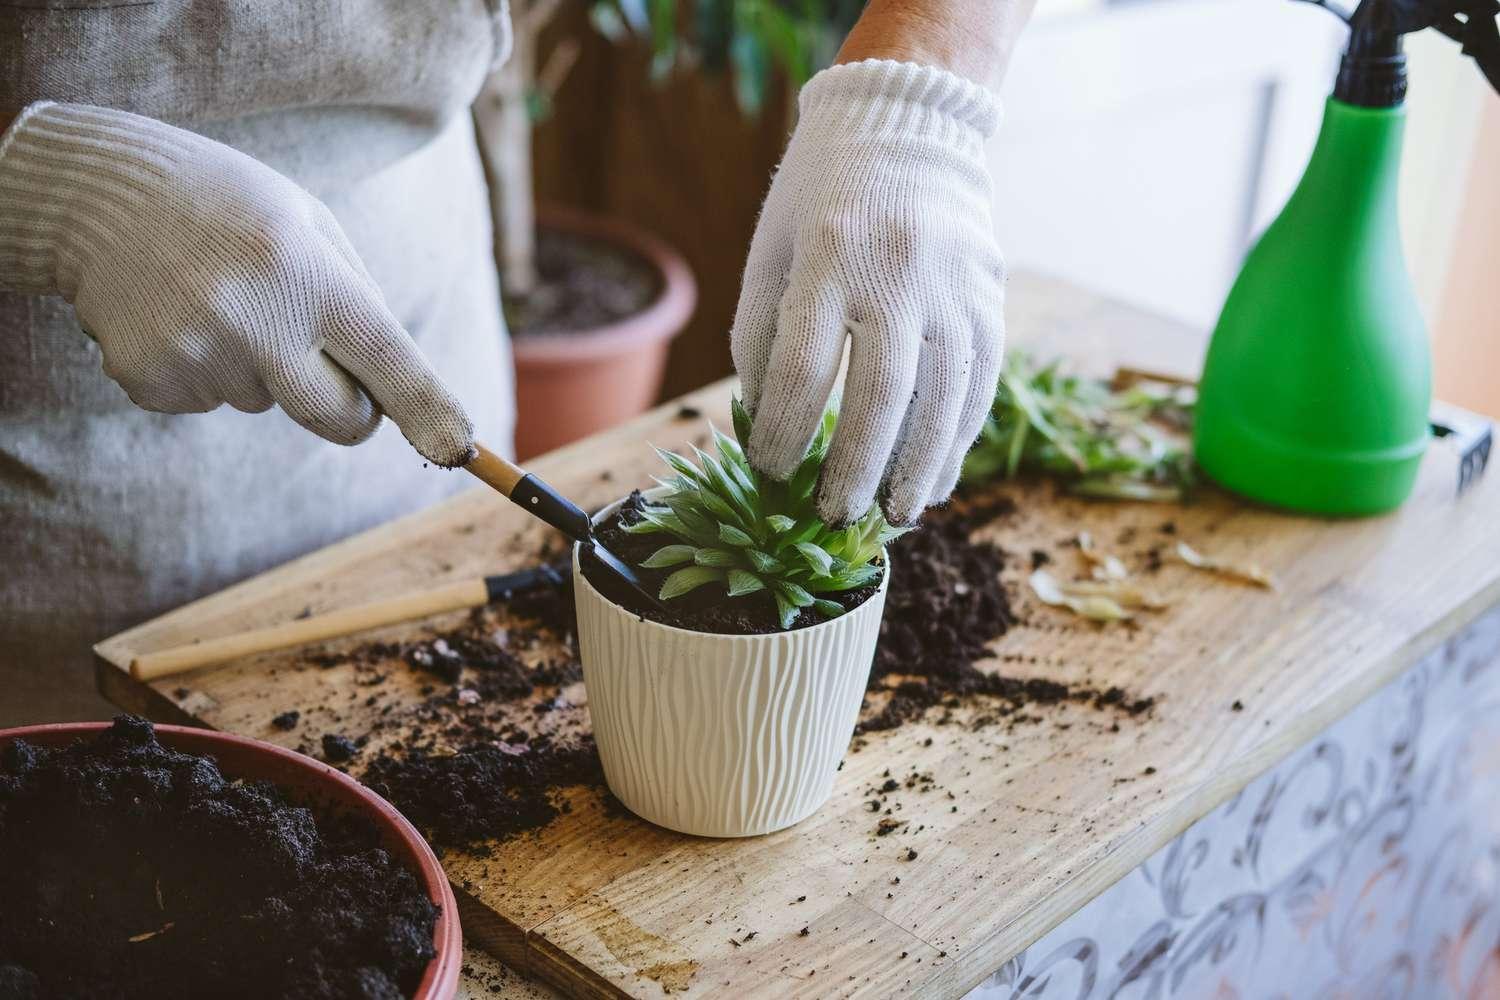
[466, 444, 664, 611]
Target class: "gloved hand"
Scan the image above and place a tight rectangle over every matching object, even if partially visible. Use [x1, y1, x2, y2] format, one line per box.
[0, 102, 475, 467]
[731, 60, 1006, 526]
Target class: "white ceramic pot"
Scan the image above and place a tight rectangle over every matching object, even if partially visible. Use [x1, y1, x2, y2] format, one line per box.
[573, 499, 889, 838]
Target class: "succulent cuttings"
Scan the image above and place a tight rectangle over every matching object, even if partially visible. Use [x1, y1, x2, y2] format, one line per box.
[962, 350, 1196, 501]
[630, 399, 906, 629]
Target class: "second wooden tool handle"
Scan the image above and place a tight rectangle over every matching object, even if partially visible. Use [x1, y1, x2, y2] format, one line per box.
[129, 578, 489, 682]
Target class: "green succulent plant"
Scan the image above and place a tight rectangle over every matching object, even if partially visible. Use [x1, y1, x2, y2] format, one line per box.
[962, 351, 1197, 502]
[629, 399, 904, 629]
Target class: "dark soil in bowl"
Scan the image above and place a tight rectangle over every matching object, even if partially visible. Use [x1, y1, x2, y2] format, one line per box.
[0, 717, 437, 1000]
[581, 490, 880, 635]
[502, 227, 660, 338]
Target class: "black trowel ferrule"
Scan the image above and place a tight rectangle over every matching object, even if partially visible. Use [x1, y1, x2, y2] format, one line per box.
[511, 474, 593, 542]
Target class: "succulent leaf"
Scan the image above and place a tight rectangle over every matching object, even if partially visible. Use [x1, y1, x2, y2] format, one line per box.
[794, 542, 833, 576]
[660, 565, 725, 600]
[719, 523, 756, 547]
[745, 548, 783, 574]
[641, 544, 696, 568]
[731, 397, 754, 450]
[773, 592, 799, 630]
[774, 580, 815, 608]
[656, 448, 704, 485]
[727, 569, 765, 596]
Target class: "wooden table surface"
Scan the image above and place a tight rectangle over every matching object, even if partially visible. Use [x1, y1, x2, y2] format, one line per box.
[94, 274, 1500, 998]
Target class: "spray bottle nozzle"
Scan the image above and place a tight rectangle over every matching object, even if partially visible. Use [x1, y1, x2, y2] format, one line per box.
[1293, 0, 1500, 105]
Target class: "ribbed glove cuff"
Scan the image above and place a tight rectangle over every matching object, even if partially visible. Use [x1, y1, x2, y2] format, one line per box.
[798, 59, 1002, 155]
[0, 101, 67, 294]
[0, 101, 197, 297]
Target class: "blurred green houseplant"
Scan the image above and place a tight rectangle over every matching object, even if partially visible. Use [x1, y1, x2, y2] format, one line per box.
[476, 0, 860, 296]
[589, 0, 863, 116]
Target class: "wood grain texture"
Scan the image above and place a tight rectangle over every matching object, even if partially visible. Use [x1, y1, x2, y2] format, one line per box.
[93, 274, 1500, 998]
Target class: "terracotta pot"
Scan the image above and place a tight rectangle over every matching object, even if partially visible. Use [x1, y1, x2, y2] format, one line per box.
[0, 722, 462, 1000]
[511, 206, 696, 459]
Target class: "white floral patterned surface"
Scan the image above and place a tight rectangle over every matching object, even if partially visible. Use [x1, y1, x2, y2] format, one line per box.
[968, 604, 1500, 1000]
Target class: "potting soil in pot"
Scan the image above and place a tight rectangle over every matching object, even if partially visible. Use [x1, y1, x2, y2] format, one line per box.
[501, 227, 660, 337]
[581, 490, 881, 634]
[0, 716, 437, 1000]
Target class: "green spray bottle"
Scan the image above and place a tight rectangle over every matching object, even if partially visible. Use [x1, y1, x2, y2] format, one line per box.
[1193, 0, 1500, 515]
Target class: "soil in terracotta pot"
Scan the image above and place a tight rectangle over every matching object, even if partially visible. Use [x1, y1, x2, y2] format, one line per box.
[0, 716, 437, 1000]
[502, 227, 660, 337]
[581, 490, 880, 635]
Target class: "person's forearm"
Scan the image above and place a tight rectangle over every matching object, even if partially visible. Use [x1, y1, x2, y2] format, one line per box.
[836, 0, 1036, 90]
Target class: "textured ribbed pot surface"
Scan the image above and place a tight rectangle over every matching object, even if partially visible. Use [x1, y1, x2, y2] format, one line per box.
[574, 510, 887, 838]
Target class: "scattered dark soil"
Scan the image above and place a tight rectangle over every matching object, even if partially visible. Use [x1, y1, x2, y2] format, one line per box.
[581, 490, 879, 634]
[0, 717, 437, 1000]
[271, 570, 600, 855]
[322, 733, 360, 762]
[858, 490, 1154, 732]
[859, 496, 1018, 732]
[502, 227, 660, 338]
[281, 483, 1154, 852]
[365, 741, 603, 851]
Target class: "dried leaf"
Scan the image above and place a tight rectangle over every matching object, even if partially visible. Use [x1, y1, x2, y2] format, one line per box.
[1058, 578, 1167, 610]
[1029, 570, 1134, 622]
[1070, 594, 1134, 622]
[1078, 532, 1129, 580]
[128, 922, 174, 944]
[1176, 541, 1275, 589]
[1029, 568, 1069, 606]
[1069, 478, 1184, 503]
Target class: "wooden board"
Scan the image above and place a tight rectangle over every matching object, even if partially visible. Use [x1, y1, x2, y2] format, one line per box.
[94, 274, 1500, 998]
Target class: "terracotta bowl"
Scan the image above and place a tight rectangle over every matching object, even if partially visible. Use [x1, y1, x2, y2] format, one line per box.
[511, 204, 697, 460]
[0, 722, 461, 1000]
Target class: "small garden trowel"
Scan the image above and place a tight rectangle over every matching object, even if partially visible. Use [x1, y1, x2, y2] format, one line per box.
[465, 443, 664, 610]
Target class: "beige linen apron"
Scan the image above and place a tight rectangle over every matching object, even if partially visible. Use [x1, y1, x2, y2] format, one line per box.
[0, 1, 515, 724]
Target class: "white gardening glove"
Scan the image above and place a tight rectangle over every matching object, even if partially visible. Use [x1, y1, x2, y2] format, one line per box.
[0, 102, 475, 467]
[731, 59, 1005, 526]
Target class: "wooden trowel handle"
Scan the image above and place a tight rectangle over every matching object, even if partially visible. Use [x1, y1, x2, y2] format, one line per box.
[466, 442, 593, 541]
[465, 442, 527, 493]
[130, 578, 489, 681]
[127, 564, 568, 682]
